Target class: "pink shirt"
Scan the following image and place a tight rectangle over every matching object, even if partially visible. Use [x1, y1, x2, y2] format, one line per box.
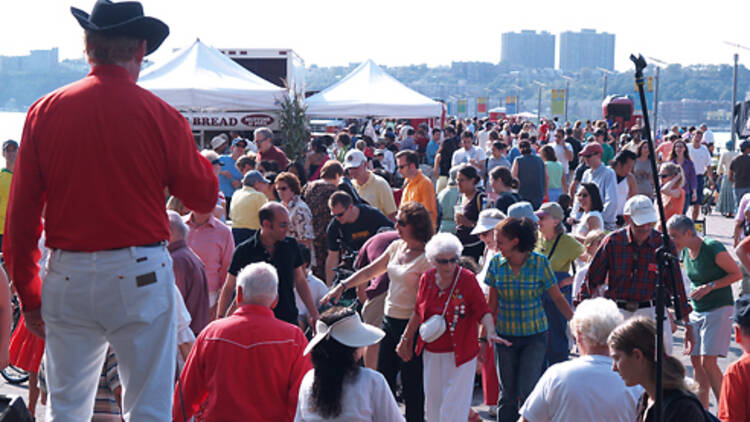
[185, 214, 234, 293]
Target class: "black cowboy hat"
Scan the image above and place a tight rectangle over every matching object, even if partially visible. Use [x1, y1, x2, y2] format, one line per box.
[70, 0, 169, 56]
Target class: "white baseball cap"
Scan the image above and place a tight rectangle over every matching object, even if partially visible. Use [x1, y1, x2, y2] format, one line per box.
[343, 149, 367, 170]
[624, 194, 659, 225]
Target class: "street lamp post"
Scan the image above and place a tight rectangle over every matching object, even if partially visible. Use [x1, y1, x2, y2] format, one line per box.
[647, 56, 670, 142]
[723, 42, 750, 147]
[533, 81, 545, 125]
[597, 67, 615, 100]
[561, 75, 574, 123]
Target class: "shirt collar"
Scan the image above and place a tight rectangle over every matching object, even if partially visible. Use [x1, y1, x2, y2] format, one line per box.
[89, 64, 135, 83]
[406, 169, 424, 184]
[624, 226, 656, 247]
[234, 304, 275, 318]
[167, 239, 188, 253]
[186, 214, 218, 229]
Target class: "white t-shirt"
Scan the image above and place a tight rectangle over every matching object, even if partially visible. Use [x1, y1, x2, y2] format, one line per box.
[519, 355, 643, 422]
[477, 129, 491, 151]
[295, 273, 329, 318]
[295, 368, 404, 422]
[687, 143, 712, 175]
[451, 146, 487, 167]
[553, 142, 573, 174]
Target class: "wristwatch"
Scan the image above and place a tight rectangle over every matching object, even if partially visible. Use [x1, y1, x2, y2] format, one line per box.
[708, 281, 716, 290]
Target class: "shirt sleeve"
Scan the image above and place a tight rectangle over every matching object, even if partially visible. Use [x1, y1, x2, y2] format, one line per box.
[463, 271, 491, 322]
[4, 107, 45, 311]
[372, 370, 406, 422]
[718, 362, 748, 422]
[228, 244, 245, 276]
[174, 333, 208, 421]
[219, 228, 235, 282]
[326, 220, 341, 252]
[287, 331, 313, 421]
[291, 238, 304, 269]
[519, 365, 554, 422]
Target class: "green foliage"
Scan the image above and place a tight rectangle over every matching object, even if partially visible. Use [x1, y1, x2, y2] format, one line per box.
[278, 90, 308, 162]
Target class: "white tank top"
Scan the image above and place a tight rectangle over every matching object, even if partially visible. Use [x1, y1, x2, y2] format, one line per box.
[616, 175, 630, 216]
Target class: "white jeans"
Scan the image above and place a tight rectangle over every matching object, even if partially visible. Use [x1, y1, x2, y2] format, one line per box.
[619, 306, 674, 355]
[423, 351, 476, 422]
[42, 245, 176, 422]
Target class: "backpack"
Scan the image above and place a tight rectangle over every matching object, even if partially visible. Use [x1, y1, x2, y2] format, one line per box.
[662, 390, 720, 422]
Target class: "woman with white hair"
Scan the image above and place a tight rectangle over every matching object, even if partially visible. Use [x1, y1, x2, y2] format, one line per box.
[395, 233, 510, 422]
[667, 214, 741, 407]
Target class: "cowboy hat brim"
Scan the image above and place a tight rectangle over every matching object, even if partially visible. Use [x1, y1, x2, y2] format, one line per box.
[71, 6, 169, 56]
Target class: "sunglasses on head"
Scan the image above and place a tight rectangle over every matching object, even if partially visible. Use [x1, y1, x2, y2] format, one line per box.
[435, 257, 459, 265]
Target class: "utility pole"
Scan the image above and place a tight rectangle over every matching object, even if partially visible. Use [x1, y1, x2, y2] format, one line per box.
[561, 75, 574, 123]
[597, 67, 615, 100]
[647, 56, 670, 143]
[723, 42, 750, 146]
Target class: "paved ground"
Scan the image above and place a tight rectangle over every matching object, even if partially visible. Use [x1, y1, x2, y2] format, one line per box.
[1, 211, 743, 420]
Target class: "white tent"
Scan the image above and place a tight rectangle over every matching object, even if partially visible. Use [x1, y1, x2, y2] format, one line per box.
[306, 59, 443, 118]
[138, 39, 285, 111]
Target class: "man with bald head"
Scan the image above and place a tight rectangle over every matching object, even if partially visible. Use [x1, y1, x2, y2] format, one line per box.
[216, 202, 319, 325]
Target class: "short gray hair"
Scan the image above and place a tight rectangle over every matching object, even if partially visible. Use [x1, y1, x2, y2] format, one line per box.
[667, 214, 697, 236]
[569, 298, 624, 347]
[254, 127, 273, 141]
[200, 149, 219, 163]
[425, 233, 463, 264]
[236, 262, 278, 307]
[166, 210, 188, 240]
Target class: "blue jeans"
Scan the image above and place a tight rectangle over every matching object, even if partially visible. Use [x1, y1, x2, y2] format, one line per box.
[495, 331, 548, 422]
[542, 274, 572, 367]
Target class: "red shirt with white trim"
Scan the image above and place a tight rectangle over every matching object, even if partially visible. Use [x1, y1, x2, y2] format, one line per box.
[174, 304, 311, 421]
[4, 65, 218, 312]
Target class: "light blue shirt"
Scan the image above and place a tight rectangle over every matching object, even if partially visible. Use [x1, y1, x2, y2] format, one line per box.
[217, 155, 242, 198]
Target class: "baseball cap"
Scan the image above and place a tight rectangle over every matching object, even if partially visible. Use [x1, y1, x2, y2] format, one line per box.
[535, 202, 564, 221]
[2, 140, 18, 151]
[506, 201, 539, 223]
[343, 149, 367, 170]
[579, 143, 603, 157]
[733, 295, 750, 327]
[232, 138, 248, 147]
[243, 170, 269, 186]
[471, 209, 506, 235]
[624, 195, 658, 225]
[210, 135, 228, 149]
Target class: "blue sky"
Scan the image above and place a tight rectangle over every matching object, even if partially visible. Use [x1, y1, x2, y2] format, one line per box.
[1, 0, 748, 71]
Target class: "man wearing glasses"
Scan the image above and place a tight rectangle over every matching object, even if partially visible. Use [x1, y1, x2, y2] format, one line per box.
[215, 202, 319, 325]
[255, 127, 289, 170]
[325, 191, 393, 285]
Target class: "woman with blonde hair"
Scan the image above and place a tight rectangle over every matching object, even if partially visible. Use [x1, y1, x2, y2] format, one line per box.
[659, 162, 686, 224]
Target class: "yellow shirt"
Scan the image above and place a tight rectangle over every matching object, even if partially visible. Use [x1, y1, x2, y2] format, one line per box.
[229, 186, 267, 230]
[0, 169, 12, 235]
[402, 170, 437, 227]
[353, 172, 397, 217]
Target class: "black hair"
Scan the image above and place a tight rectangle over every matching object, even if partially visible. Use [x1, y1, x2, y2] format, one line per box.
[490, 166, 519, 189]
[580, 183, 604, 212]
[286, 161, 307, 187]
[613, 150, 637, 167]
[497, 217, 537, 253]
[299, 244, 312, 266]
[458, 164, 480, 184]
[310, 307, 360, 419]
[491, 140, 506, 151]
[395, 150, 419, 167]
[258, 160, 280, 174]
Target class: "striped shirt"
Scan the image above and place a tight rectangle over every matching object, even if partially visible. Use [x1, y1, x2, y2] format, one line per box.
[485, 252, 556, 336]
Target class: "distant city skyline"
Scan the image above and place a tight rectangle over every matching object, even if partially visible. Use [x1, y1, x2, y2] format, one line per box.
[0, 0, 748, 71]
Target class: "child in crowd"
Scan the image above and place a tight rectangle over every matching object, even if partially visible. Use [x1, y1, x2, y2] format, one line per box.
[572, 230, 606, 300]
[718, 295, 750, 421]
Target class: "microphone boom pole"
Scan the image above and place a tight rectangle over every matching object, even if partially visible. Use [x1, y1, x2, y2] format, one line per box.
[630, 53, 684, 422]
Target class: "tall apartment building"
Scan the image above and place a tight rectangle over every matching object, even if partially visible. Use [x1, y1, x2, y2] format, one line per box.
[559, 29, 615, 72]
[501, 30, 555, 69]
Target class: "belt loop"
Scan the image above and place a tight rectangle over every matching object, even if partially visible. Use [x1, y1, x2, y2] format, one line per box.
[129, 246, 137, 259]
[52, 249, 62, 263]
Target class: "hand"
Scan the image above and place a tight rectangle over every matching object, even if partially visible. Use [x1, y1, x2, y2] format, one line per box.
[320, 284, 344, 305]
[683, 324, 695, 355]
[455, 213, 470, 226]
[567, 217, 579, 226]
[396, 337, 413, 362]
[689, 284, 713, 301]
[220, 170, 231, 178]
[487, 331, 512, 347]
[24, 308, 45, 339]
[307, 313, 319, 335]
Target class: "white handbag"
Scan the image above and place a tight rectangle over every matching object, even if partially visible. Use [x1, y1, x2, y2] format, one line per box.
[419, 268, 460, 343]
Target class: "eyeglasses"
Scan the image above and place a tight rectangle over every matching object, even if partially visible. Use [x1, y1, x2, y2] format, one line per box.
[396, 219, 408, 227]
[435, 257, 459, 265]
[332, 210, 346, 218]
[397, 164, 408, 170]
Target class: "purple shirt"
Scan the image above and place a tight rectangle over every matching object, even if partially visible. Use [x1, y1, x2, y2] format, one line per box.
[671, 158, 697, 193]
[169, 239, 210, 335]
[355, 230, 400, 300]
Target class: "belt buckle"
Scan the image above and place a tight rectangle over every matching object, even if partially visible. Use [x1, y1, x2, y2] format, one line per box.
[625, 301, 639, 312]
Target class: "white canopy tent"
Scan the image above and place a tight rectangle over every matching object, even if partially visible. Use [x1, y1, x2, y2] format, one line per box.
[306, 59, 443, 118]
[138, 39, 285, 111]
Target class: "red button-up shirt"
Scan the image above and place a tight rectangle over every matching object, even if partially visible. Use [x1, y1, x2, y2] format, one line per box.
[4, 65, 218, 311]
[174, 304, 311, 422]
[415, 267, 491, 366]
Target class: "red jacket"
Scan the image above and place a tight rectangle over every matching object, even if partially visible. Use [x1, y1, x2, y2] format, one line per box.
[415, 267, 491, 366]
[174, 305, 311, 421]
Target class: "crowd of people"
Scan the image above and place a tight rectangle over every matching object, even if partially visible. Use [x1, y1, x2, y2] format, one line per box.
[1, 2, 750, 421]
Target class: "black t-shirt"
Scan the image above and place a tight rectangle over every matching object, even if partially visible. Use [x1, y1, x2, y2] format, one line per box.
[327, 204, 393, 253]
[565, 136, 583, 171]
[456, 191, 485, 246]
[730, 154, 750, 188]
[494, 191, 522, 214]
[438, 136, 459, 176]
[574, 162, 589, 183]
[228, 230, 303, 324]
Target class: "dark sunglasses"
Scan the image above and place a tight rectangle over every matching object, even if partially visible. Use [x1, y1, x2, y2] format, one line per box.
[332, 210, 346, 218]
[435, 257, 459, 265]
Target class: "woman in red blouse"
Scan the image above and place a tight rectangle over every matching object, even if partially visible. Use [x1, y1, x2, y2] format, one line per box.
[396, 233, 510, 422]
